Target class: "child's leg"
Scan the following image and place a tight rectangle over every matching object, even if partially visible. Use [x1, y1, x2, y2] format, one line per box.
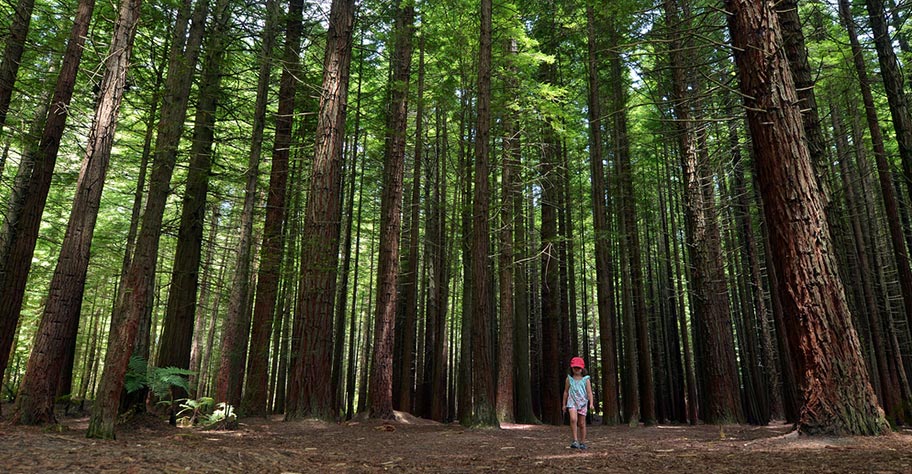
[578, 412, 587, 444]
[568, 409, 579, 441]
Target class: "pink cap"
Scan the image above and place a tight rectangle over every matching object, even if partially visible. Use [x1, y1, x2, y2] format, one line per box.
[570, 357, 585, 369]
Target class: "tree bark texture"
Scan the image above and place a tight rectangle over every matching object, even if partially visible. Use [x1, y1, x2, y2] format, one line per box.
[234, 0, 286, 416]
[64, 0, 140, 438]
[726, 0, 888, 435]
[665, 0, 743, 424]
[0, 0, 96, 395]
[468, 0, 498, 428]
[287, 0, 356, 421]
[367, 0, 412, 421]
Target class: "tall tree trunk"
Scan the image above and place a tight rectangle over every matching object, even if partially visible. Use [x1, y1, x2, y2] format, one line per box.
[609, 17, 654, 425]
[496, 37, 517, 424]
[366, 0, 413, 421]
[864, 0, 912, 217]
[730, 121, 777, 423]
[287, 0, 356, 421]
[117, 0, 209, 406]
[862, 0, 912, 335]
[585, 4, 620, 425]
[344, 55, 366, 418]
[428, 105, 452, 422]
[397, 35, 424, 414]
[726, 0, 889, 435]
[838, 0, 912, 422]
[665, 0, 742, 424]
[0, 0, 96, 395]
[468, 0, 498, 428]
[234, 0, 286, 416]
[457, 91, 473, 425]
[831, 98, 902, 419]
[157, 0, 231, 392]
[0, 0, 35, 135]
[46, 0, 137, 438]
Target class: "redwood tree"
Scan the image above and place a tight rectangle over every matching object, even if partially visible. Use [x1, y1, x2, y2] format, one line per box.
[0, 0, 96, 408]
[726, 0, 889, 435]
[285, 0, 357, 421]
[368, 0, 414, 420]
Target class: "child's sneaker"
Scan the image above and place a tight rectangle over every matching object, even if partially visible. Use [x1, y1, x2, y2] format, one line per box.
[570, 440, 581, 449]
[579, 443, 588, 450]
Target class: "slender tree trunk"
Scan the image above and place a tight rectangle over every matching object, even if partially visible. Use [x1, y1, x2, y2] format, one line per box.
[429, 105, 453, 422]
[585, 4, 619, 425]
[117, 0, 209, 410]
[287, 0, 356, 420]
[665, 0, 742, 424]
[366, 0, 413, 420]
[864, 0, 912, 217]
[52, 0, 138, 438]
[496, 38, 518, 424]
[396, 35, 424, 414]
[235, 0, 287, 416]
[457, 92, 473, 425]
[0, 0, 96, 395]
[727, 0, 889, 435]
[609, 17, 654, 425]
[157, 0, 231, 392]
[831, 98, 902, 418]
[188, 205, 220, 395]
[0, 0, 35, 134]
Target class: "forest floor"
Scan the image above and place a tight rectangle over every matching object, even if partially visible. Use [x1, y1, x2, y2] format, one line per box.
[1, 404, 911, 473]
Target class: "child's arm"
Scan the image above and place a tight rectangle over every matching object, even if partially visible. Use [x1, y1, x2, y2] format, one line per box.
[586, 378, 594, 410]
[562, 376, 569, 412]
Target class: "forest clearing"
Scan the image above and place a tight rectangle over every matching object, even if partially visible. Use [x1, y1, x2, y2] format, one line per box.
[3, 410, 912, 473]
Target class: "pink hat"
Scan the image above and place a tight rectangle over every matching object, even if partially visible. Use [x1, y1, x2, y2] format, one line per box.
[570, 357, 585, 369]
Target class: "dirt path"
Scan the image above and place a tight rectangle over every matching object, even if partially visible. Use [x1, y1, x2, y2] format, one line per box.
[1, 412, 910, 473]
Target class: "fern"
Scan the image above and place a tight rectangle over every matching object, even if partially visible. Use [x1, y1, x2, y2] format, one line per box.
[123, 356, 195, 402]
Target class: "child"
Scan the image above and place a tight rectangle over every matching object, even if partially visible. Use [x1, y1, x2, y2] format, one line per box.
[562, 357, 594, 450]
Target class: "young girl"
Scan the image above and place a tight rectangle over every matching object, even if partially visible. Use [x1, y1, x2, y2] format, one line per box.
[562, 357, 594, 450]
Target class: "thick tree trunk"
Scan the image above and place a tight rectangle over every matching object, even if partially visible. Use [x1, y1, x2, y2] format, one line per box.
[467, 0, 498, 428]
[726, 0, 888, 435]
[366, 0, 412, 421]
[287, 0, 356, 420]
[55, 0, 138, 438]
[0, 0, 95, 395]
[234, 0, 286, 417]
[776, 0, 831, 206]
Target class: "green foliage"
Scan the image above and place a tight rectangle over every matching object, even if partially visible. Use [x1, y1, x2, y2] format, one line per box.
[124, 356, 194, 403]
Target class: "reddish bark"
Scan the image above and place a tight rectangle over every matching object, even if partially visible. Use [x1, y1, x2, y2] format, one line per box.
[727, 0, 888, 435]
